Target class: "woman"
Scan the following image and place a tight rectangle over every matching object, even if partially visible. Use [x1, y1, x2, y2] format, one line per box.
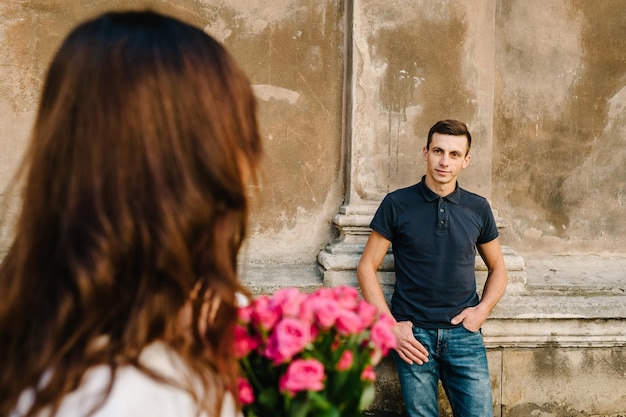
[0, 10, 262, 417]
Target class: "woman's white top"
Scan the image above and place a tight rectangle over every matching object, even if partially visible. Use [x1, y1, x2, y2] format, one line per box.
[12, 342, 240, 417]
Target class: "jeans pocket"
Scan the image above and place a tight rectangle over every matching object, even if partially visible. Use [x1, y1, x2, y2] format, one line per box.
[460, 323, 481, 334]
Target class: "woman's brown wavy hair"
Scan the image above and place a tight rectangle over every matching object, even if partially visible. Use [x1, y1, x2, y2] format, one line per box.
[0, 10, 261, 417]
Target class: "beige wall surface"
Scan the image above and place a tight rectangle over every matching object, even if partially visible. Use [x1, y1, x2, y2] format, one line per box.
[500, 347, 626, 416]
[370, 345, 626, 416]
[493, 0, 626, 254]
[1, 1, 625, 273]
[348, 0, 496, 205]
[0, 0, 345, 268]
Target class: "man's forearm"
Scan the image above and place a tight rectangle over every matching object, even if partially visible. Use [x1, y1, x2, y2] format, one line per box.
[478, 266, 507, 314]
[357, 268, 394, 318]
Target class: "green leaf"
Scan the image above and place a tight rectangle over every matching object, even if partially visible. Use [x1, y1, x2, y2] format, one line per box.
[258, 386, 279, 409]
[309, 392, 340, 417]
[327, 370, 348, 398]
[316, 407, 341, 417]
[358, 383, 376, 410]
[289, 394, 311, 417]
[308, 392, 331, 409]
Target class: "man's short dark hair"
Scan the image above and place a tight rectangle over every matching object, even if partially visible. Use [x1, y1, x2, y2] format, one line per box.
[427, 119, 472, 154]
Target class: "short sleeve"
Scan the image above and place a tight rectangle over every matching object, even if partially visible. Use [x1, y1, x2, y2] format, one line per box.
[370, 194, 396, 242]
[477, 200, 499, 244]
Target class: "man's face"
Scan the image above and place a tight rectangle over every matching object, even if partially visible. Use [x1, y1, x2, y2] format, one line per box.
[422, 133, 471, 187]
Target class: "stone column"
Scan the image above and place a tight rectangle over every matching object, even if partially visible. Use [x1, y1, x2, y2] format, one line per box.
[318, 0, 527, 295]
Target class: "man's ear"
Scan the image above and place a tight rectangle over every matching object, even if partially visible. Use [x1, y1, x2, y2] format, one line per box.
[462, 154, 471, 168]
[422, 146, 428, 161]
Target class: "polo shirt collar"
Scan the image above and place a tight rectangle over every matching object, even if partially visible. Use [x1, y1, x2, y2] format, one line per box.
[418, 175, 461, 204]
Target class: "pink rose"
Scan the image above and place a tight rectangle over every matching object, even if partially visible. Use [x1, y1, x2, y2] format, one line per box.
[237, 305, 253, 324]
[311, 297, 340, 329]
[237, 377, 255, 405]
[370, 317, 397, 356]
[308, 323, 319, 341]
[336, 350, 354, 371]
[356, 299, 378, 328]
[336, 309, 365, 336]
[298, 300, 316, 327]
[271, 287, 308, 318]
[312, 287, 337, 301]
[332, 286, 360, 310]
[377, 312, 396, 328]
[234, 324, 259, 359]
[251, 295, 280, 331]
[361, 365, 376, 382]
[279, 359, 326, 395]
[265, 318, 311, 364]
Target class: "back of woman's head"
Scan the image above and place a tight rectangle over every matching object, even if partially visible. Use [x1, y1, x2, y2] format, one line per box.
[0, 10, 261, 416]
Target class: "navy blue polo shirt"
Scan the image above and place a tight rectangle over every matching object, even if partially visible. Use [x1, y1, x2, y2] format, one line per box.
[370, 177, 499, 329]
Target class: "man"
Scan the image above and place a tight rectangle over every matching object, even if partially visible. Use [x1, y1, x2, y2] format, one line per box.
[357, 119, 507, 417]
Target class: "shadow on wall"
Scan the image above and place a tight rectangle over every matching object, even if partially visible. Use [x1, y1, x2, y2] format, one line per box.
[493, 0, 626, 250]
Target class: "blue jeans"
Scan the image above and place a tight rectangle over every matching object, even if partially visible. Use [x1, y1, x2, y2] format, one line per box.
[393, 325, 493, 417]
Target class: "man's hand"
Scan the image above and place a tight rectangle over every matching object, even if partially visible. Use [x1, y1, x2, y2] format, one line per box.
[393, 321, 429, 365]
[450, 305, 488, 332]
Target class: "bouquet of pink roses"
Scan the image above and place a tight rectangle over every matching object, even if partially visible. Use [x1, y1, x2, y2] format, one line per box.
[235, 285, 397, 417]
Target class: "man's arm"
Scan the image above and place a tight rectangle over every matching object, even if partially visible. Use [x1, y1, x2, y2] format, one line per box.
[451, 237, 508, 331]
[356, 230, 393, 316]
[357, 231, 429, 365]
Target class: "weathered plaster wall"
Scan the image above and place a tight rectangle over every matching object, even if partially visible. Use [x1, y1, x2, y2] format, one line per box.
[501, 347, 626, 416]
[2, 0, 625, 268]
[201, 0, 346, 265]
[370, 346, 626, 417]
[493, 0, 626, 254]
[349, 0, 495, 204]
[0, 0, 345, 269]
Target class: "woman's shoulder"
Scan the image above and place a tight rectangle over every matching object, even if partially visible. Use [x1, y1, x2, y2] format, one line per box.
[53, 346, 203, 417]
[91, 362, 241, 417]
[16, 342, 241, 417]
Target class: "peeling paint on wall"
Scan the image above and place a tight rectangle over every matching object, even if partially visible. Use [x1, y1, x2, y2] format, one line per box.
[1, 0, 625, 266]
[351, 0, 491, 203]
[252, 84, 300, 104]
[209, 0, 345, 263]
[493, 0, 626, 252]
[0, 0, 345, 266]
[502, 347, 626, 415]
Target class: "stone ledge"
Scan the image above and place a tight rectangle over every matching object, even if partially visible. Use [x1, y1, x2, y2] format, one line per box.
[240, 263, 323, 295]
[319, 243, 524, 271]
[240, 257, 626, 351]
[492, 293, 626, 319]
[483, 317, 626, 348]
[524, 254, 626, 295]
[318, 244, 529, 294]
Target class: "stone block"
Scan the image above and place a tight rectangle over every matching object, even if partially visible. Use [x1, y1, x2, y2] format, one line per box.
[501, 347, 626, 416]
